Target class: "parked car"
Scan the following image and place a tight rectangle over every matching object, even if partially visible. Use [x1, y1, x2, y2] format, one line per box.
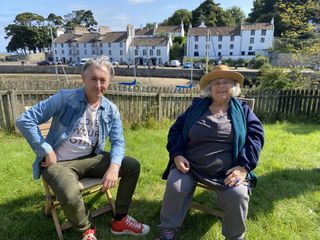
[170, 60, 181, 67]
[80, 58, 90, 66]
[37, 60, 51, 66]
[183, 62, 193, 69]
[194, 62, 203, 69]
[111, 60, 119, 67]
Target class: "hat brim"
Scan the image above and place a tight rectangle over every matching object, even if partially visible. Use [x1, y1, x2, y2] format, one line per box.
[199, 70, 244, 89]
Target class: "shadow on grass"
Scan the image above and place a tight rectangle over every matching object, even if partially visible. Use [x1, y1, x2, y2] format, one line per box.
[249, 168, 320, 219]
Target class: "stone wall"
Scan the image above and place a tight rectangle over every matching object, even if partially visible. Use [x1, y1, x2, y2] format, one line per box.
[270, 52, 320, 68]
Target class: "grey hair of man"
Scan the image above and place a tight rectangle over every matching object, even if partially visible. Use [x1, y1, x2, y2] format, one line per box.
[202, 79, 241, 98]
[81, 56, 115, 79]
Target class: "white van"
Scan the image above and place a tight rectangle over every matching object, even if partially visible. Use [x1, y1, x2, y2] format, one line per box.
[170, 60, 181, 67]
[79, 58, 90, 66]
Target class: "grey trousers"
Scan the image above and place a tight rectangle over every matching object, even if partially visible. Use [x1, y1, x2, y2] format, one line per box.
[41, 152, 140, 231]
[159, 168, 249, 240]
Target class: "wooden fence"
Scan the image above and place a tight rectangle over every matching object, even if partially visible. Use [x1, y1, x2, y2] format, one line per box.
[0, 87, 319, 130]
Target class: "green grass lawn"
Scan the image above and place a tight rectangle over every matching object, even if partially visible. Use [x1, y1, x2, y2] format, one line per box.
[1, 123, 319, 240]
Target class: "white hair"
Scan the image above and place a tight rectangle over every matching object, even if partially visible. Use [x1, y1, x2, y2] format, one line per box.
[81, 56, 114, 79]
[202, 80, 241, 98]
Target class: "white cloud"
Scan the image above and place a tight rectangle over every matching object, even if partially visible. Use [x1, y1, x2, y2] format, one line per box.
[128, 0, 154, 4]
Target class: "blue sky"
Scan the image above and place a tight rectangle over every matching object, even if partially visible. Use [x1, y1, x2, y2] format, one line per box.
[0, 0, 253, 53]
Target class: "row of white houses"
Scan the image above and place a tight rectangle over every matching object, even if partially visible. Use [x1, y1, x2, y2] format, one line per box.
[52, 20, 274, 65]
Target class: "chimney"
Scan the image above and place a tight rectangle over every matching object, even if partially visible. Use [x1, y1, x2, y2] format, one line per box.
[99, 26, 111, 35]
[127, 24, 135, 38]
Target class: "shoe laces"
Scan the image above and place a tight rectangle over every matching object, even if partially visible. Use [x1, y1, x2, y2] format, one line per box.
[82, 228, 97, 240]
[125, 216, 143, 230]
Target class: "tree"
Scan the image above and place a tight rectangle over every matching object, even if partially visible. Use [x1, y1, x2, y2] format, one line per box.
[14, 12, 45, 26]
[225, 6, 246, 26]
[162, 9, 192, 30]
[145, 22, 155, 29]
[47, 13, 63, 27]
[64, 10, 97, 30]
[191, 0, 230, 27]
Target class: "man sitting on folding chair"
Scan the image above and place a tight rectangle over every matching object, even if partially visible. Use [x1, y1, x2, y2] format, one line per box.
[157, 65, 264, 240]
[16, 57, 150, 240]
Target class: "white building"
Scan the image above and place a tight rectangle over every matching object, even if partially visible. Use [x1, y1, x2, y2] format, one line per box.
[52, 23, 182, 65]
[186, 21, 274, 61]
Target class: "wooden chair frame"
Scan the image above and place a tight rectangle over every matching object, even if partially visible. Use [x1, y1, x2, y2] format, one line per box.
[190, 98, 255, 218]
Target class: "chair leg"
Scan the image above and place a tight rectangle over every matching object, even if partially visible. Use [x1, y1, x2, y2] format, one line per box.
[51, 208, 64, 240]
[105, 189, 116, 216]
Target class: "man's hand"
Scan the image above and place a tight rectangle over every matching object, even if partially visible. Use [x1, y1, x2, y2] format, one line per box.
[102, 163, 120, 192]
[224, 166, 248, 187]
[174, 155, 190, 174]
[41, 150, 57, 168]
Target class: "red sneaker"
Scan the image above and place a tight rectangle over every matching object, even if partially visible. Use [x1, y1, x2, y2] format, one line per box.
[111, 215, 150, 236]
[82, 228, 97, 240]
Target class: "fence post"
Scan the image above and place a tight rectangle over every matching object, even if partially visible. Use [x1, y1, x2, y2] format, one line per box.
[8, 89, 18, 129]
[158, 92, 162, 122]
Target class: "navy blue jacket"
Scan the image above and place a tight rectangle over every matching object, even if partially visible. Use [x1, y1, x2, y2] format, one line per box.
[162, 97, 264, 180]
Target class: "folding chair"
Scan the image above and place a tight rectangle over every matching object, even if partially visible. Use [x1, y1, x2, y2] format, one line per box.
[35, 115, 116, 240]
[190, 98, 255, 218]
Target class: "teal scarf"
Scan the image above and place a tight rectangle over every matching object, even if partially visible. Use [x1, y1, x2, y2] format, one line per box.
[183, 97, 246, 165]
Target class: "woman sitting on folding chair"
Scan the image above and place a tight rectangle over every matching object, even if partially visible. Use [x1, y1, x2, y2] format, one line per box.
[157, 65, 264, 240]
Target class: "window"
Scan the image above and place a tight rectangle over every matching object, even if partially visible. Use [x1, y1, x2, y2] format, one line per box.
[54, 50, 57, 54]
[100, 43, 103, 48]
[152, 46, 155, 49]
[195, 44, 198, 49]
[248, 46, 252, 51]
[241, 51, 245, 55]
[77, 50, 79, 55]
[248, 51, 255, 55]
[260, 37, 265, 43]
[54, 43, 57, 47]
[135, 49, 138, 56]
[68, 43, 71, 47]
[100, 50, 103, 55]
[69, 49, 72, 54]
[120, 50, 123, 56]
[218, 52, 221, 56]
[92, 50, 95, 55]
[230, 44, 234, 49]
[136, 46, 139, 49]
[108, 43, 111, 48]
[218, 44, 222, 49]
[150, 49, 153, 56]
[195, 36, 198, 42]
[251, 30, 255, 36]
[92, 43, 95, 47]
[250, 37, 254, 44]
[157, 49, 161, 56]
[230, 36, 234, 42]
[76, 43, 79, 48]
[261, 29, 266, 36]
[218, 36, 223, 41]
[84, 50, 87, 55]
[230, 52, 233, 56]
[62, 50, 65, 54]
[143, 49, 146, 56]
[61, 43, 64, 48]
[120, 42, 123, 47]
[84, 43, 86, 48]
[109, 50, 112, 55]
[194, 52, 199, 56]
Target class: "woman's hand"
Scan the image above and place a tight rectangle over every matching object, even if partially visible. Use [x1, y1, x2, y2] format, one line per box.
[41, 150, 57, 167]
[174, 155, 190, 174]
[224, 166, 248, 187]
[102, 163, 120, 192]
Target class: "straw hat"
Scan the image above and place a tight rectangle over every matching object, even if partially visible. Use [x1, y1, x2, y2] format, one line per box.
[199, 65, 244, 89]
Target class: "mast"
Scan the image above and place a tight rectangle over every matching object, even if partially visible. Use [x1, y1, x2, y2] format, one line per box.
[206, 28, 209, 74]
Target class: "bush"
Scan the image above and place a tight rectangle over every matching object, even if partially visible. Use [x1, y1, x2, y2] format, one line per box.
[254, 56, 269, 68]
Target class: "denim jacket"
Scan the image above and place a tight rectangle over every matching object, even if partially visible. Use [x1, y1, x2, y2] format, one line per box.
[16, 87, 125, 180]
